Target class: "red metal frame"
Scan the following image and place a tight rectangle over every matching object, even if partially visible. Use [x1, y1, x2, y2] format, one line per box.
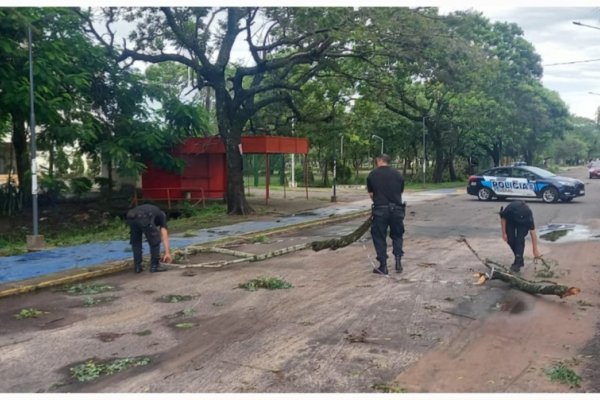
[142, 135, 309, 205]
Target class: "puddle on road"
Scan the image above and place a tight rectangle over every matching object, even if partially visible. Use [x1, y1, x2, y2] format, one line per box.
[538, 224, 600, 243]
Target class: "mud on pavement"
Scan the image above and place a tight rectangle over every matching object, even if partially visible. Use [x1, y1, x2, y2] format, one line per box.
[1, 198, 599, 393]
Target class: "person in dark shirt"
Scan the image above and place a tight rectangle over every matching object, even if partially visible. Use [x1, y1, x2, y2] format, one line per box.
[366, 154, 405, 275]
[126, 203, 172, 273]
[499, 200, 541, 273]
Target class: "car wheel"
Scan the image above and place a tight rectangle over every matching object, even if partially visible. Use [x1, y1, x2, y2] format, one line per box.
[477, 187, 493, 201]
[541, 187, 559, 203]
[590, 174, 593, 179]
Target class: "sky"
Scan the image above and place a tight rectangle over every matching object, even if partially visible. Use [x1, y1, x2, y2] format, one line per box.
[451, 6, 600, 121]
[11, 1, 600, 121]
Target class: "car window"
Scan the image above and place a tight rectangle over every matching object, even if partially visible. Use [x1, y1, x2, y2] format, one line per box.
[491, 168, 511, 177]
[521, 166, 555, 178]
[512, 168, 535, 179]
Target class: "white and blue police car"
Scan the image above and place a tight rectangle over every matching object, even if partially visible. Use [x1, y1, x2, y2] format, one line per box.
[467, 165, 585, 203]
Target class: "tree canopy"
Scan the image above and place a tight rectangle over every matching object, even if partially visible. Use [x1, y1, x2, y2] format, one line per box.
[0, 6, 586, 216]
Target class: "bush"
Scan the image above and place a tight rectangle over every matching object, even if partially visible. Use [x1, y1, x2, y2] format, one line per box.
[70, 176, 93, 197]
[40, 174, 68, 199]
[294, 165, 314, 185]
[0, 180, 22, 216]
[335, 163, 353, 184]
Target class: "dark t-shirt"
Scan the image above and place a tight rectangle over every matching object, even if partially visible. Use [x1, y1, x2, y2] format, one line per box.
[366, 165, 404, 206]
[499, 200, 534, 229]
[127, 204, 168, 229]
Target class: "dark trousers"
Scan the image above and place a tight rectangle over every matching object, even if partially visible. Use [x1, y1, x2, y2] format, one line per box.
[128, 221, 161, 267]
[371, 204, 405, 265]
[506, 220, 529, 259]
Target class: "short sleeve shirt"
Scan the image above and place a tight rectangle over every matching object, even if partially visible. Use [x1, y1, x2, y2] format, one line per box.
[127, 204, 168, 229]
[366, 166, 404, 206]
[499, 201, 534, 229]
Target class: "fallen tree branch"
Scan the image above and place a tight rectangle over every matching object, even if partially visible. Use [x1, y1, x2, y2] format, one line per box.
[168, 217, 371, 269]
[458, 237, 580, 298]
[311, 216, 372, 251]
[164, 243, 311, 269]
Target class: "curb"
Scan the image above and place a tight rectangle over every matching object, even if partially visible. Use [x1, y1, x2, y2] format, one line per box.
[0, 209, 370, 299]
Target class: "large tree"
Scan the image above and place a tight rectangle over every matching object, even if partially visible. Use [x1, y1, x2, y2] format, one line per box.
[0, 8, 98, 198]
[80, 7, 362, 214]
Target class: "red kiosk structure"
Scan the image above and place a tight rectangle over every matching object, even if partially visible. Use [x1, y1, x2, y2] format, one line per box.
[140, 135, 310, 208]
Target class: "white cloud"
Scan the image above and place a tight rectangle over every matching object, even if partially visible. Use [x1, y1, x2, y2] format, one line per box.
[477, 7, 600, 119]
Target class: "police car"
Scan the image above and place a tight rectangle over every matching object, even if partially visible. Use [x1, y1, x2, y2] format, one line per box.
[467, 165, 585, 203]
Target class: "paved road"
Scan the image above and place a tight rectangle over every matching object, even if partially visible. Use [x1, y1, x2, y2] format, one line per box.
[0, 188, 459, 286]
[1, 167, 599, 393]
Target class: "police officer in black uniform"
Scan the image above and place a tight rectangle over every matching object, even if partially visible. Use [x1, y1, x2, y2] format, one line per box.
[499, 200, 541, 273]
[126, 203, 172, 273]
[367, 154, 406, 275]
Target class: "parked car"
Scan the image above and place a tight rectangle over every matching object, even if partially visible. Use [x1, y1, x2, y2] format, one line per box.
[467, 165, 585, 203]
[588, 161, 600, 179]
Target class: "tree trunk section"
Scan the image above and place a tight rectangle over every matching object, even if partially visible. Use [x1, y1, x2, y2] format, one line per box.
[11, 115, 29, 195]
[448, 158, 457, 181]
[432, 148, 444, 183]
[222, 131, 253, 215]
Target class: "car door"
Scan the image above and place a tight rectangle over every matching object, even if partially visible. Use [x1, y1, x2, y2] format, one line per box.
[509, 168, 538, 197]
[485, 167, 512, 196]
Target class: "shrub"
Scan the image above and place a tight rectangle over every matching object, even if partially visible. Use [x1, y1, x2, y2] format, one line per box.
[70, 176, 93, 197]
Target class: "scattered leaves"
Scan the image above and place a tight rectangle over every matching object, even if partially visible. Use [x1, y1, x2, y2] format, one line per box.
[83, 296, 117, 307]
[61, 282, 116, 296]
[14, 308, 48, 319]
[70, 357, 151, 382]
[239, 276, 292, 291]
[545, 361, 581, 388]
[371, 383, 406, 393]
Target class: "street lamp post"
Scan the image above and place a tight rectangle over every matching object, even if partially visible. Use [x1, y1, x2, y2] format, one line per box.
[422, 117, 427, 185]
[371, 134, 384, 155]
[290, 118, 296, 188]
[26, 25, 45, 251]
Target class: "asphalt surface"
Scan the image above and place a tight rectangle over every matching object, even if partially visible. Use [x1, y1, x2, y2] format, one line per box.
[0, 188, 459, 287]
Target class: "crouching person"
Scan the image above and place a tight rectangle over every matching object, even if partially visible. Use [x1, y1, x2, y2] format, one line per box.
[126, 203, 172, 273]
[499, 200, 541, 273]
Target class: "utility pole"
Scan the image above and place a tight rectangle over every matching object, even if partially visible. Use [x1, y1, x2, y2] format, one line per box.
[26, 25, 45, 251]
[422, 117, 427, 185]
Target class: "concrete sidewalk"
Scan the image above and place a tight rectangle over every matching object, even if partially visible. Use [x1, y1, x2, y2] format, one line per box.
[0, 188, 461, 296]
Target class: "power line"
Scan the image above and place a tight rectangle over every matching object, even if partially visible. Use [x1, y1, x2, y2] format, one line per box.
[573, 21, 600, 31]
[543, 58, 600, 67]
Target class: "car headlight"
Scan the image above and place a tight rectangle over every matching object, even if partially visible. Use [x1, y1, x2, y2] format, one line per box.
[557, 180, 574, 186]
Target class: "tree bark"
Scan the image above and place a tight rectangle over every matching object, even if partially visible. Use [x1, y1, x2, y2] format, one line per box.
[11, 114, 29, 195]
[311, 217, 372, 251]
[215, 84, 253, 215]
[448, 158, 457, 181]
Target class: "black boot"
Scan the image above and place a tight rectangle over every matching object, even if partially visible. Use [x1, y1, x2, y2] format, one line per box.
[510, 255, 524, 273]
[134, 264, 143, 273]
[150, 262, 167, 273]
[373, 262, 388, 275]
[395, 257, 403, 273]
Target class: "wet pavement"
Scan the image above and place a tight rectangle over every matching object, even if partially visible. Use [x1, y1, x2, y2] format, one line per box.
[538, 223, 600, 243]
[0, 189, 459, 286]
